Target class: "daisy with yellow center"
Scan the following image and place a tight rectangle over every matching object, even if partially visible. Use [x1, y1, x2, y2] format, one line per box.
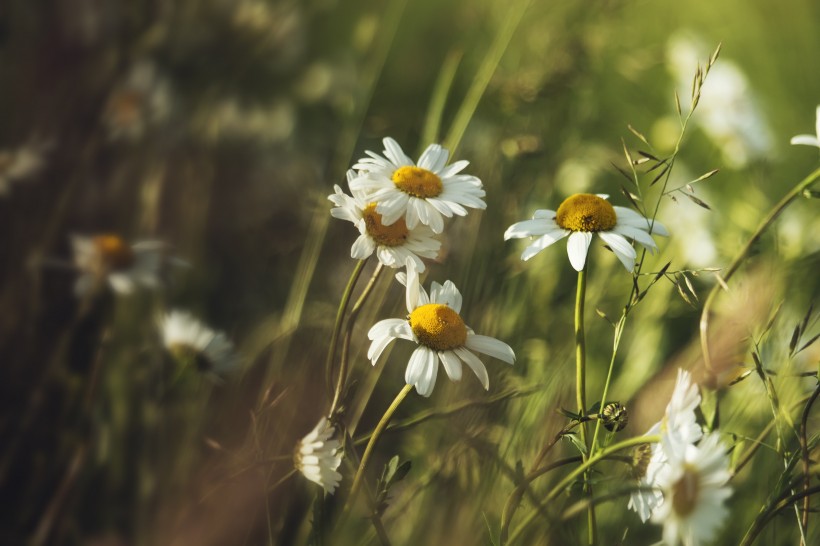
[159, 310, 242, 377]
[328, 171, 441, 272]
[294, 417, 343, 495]
[651, 432, 732, 546]
[70, 234, 166, 297]
[504, 193, 668, 271]
[366, 258, 515, 397]
[350, 137, 486, 234]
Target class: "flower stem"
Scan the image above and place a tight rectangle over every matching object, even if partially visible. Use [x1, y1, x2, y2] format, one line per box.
[574, 268, 597, 545]
[345, 383, 414, 512]
[330, 263, 384, 416]
[325, 259, 367, 403]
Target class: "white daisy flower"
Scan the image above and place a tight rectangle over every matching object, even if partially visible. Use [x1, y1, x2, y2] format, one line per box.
[329, 171, 441, 272]
[70, 234, 166, 297]
[629, 369, 703, 522]
[159, 310, 242, 376]
[294, 417, 343, 494]
[651, 432, 732, 546]
[0, 140, 49, 196]
[104, 60, 172, 141]
[366, 258, 515, 397]
[349, 137, 486, 234]
[504, 193, 668, 272]
[790, 105, 820, 148]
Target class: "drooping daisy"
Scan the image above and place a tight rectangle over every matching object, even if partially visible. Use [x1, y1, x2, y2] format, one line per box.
[328, 171, 441, 272]
[651, 432, 732, 546]
[504, 194, 668, 272]
[629, 369, 703, 522]
[366, 258, 515, 397]
[349, 137, 486, 234]
[159, 310, 242, 376]
[71, 234, 166, 297]
[790, 105, 820, 149]
[294, 417, 343, 494]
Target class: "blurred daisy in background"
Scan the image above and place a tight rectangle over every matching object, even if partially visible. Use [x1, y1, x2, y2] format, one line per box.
[159, 310, 242, 377]
[293, 417, 343, 494]
[0, 140, 50, 196]
[350, 137, 486, 234]
[651, 432, 732, 546]
[504, 193, 667, 271]
[328, 171, 441, 272]
[71, 234, 166, 297]
[103, 60, 172, 141]
[367, 259, 514, 397]
[790, 105, 820, 149]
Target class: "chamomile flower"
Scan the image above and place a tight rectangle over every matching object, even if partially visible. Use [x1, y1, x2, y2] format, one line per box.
[629, 369, 704, 522]
[104, 61, 171, 141]
[159, 310, 241, 376]
[0, 140, 49, 196]
[71, 234, 165, 297]
[294, 417, 343, 494]
[366, 258, 515, 397]
[504, 193, 668, 272]
[790, 105, 820, 149]
[349, 137, 486, 234]
[328, 171, 441, 271]
[651, 432, 732, 546]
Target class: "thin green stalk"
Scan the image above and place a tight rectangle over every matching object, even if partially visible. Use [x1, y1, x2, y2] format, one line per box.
[573, 268, 596, 545]
[590, 316, 626, 453]
[799, 384, 820, 536]
[700, 167, 820, 371]
[740, 485, 820, 546]
[325, 259, 368, 402]
[345, 384, 414, 512]
[330, 263, 383, 416]
[506, 435, 660, 545]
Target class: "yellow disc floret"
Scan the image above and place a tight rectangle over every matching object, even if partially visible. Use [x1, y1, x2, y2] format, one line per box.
[409, 303, 467, 351]
[362, 203, 409, 246]
[555, 194, 617, 232]
[391, 166, 443, 198]
[93, 235, 135, 271]
[671, 465, 700, 517]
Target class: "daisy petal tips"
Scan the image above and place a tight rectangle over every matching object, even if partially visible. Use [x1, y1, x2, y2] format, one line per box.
[294, 417, 343, 494]
[504, 194, 667, 272]
[789, 105, 820, 148]
[349, 137, 486, 234]
[366, 258, 514, 397]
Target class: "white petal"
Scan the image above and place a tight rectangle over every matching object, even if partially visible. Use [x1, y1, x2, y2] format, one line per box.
[520, 229, 569, 261]
[566, 231, 593, 271]
[413, 347, 439, 397]
[351, 235, 375, 259]
[504, 218, 554, 240]
[599, 231, 637, 271]
[454, 347, 489, 390]
[465, 334, 515, 364]
[789, 135, 820, 147]
[382, 137, 413, 166]
[438, 350, 462, 381]
[612, 224, 658, 251]
[405, 346, 428, 386]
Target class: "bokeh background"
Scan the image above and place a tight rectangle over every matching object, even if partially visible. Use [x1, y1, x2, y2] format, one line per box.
[1, 0, 819, 544]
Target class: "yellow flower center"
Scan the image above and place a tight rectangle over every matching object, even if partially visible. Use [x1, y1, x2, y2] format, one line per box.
[671, 465, 700, 517]
[555, 194, 617, 232]
[362, 203, 409, 246]
[93, 235, 135, 271]
[409, 303, 467, 351]
[391, 166, 443, 198]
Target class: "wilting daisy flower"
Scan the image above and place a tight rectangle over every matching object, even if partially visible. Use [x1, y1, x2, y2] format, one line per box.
[651, 432, 732, 546]
[504, 193, 668, 272]
[367, 258, 515, 397]
[71, 234, 165, 297]
[329, 171, 441, 271]
[104, 61, 171, 141]
[294, 417, 343, 494]
[159, 310, 242, 376]
[790, 105, 820, 149]
[629, 370, 704, 522]
[0, 141, 49, 196]
[349, 137, 486, 234]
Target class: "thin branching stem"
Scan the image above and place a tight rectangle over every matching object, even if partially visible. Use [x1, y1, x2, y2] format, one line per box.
[740, 485, 820, 546]
[325, 259, 367, 403]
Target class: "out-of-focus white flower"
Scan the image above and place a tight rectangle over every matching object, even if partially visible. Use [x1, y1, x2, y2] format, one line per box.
[367, 259, 515, 397]
[350, 137, 486, 234]
[504, 194, 668, 272]
[652, 432, 732, 546]
[328, 171, 441, 272]
[294, 417, 343, 494]
[71, 234, 165, 297]
[666, 33, 772, 169]
[790, 105, 820, 149]
[104, 61, 171, 140]
[159, 310, 241, 376]
[0, 141, 49, 196]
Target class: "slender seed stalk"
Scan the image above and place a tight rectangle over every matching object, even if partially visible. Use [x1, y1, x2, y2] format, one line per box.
[345, 384, 414, 512]
[325, 259, 368, 402]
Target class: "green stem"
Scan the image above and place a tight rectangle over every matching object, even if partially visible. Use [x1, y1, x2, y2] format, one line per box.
[590, 316, 626, 453]
[325, 259, 367, 403]
[700, 167, 820, 371]
[574, 268, 596, 545]
[506, 435, 660, 545]
[345, 384, 414, 512]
